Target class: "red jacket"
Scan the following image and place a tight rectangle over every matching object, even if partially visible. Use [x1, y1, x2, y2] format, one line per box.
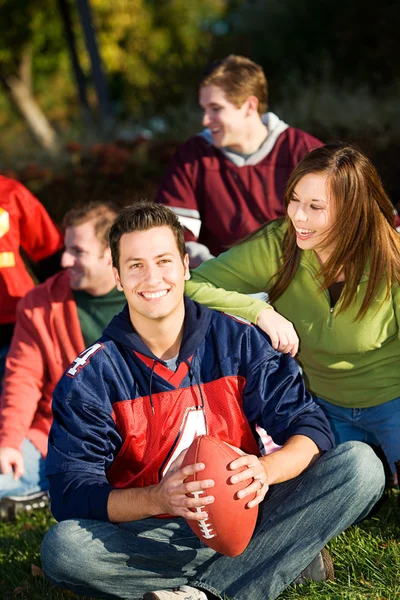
[0, 270, 84, 456]
[0, 176, 63, 325]
[156, 116, 322, 256]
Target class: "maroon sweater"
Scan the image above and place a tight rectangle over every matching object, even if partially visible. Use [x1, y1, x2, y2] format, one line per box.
[156, 121, 322, 256]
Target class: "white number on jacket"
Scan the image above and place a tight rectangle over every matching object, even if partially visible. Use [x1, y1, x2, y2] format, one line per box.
[67, 343, 103, 378]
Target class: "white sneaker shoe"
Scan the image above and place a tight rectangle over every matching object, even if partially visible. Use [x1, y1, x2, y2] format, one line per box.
[293, 547, 335, 584]
[143, 585, 208, 600]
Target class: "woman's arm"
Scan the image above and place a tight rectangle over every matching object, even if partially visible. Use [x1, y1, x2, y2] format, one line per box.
[185, 226, 298, 355]
[186, 229, 274, 318]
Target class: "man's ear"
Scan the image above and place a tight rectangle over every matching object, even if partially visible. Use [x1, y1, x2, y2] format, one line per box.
[104, 247, 112, 266]
[113, 267, 123, 291]
[183, 254, 190, 281]
[246, 95, 259, 116]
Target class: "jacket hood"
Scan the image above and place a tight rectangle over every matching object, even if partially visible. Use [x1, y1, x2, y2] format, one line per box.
[103, 296, 213, 364]
[198, 111, 289, 167]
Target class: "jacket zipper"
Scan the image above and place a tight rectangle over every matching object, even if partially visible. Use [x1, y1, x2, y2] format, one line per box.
[323, 288, 334, 328]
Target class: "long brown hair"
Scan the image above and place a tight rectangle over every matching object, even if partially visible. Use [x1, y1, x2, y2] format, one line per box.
[268, 143, 400, 319]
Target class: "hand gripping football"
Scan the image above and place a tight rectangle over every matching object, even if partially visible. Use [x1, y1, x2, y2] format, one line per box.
[182, 435, 258, 556]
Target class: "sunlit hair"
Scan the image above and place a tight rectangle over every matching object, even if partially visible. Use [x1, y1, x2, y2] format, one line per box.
[109, 201, 186, 271]
[200, 55, 268, 116]
[63, 201, 118, 251]
[268, 143, 400, 319]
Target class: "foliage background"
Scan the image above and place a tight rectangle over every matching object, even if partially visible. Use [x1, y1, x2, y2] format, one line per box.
[0, 0, 399, 213]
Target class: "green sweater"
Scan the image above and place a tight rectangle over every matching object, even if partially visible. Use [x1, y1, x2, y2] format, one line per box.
[73, 286, 126, 347]
[185, 220, 400, 408]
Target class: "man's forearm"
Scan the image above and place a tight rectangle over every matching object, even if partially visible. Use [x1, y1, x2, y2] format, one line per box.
[107, 485, 163, 523]
[260, 434, 321, 486]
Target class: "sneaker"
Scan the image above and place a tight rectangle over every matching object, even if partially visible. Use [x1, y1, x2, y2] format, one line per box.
[143, 585, 208, 600]
[293, 547, 335, 584]
[0, 491, 49, 521]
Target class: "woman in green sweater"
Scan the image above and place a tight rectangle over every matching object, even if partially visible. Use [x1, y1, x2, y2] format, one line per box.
[185, 143, 400, 481]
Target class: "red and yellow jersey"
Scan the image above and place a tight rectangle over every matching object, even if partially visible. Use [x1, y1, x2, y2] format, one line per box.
[0, 176, 63, 325]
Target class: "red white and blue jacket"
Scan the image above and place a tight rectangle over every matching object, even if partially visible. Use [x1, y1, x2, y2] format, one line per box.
[46, 298, 334, 522]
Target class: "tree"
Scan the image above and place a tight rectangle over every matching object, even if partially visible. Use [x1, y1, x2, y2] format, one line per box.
[89, 0, 230, 116]
[0, 0, 65, 156]
[0, 0, 232, 152]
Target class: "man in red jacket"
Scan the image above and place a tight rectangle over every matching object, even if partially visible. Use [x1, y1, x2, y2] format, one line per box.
[0, 176, 64, 388]
[0, 202, 125, 520]
[156, 55, 323, 266]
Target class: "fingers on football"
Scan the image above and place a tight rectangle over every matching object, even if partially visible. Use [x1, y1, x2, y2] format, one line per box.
[182, 506, 211, 521]
[172, 488, 215, 521]
[180, 461, 205, 480]
[171, 500, 211, 521]
[228, 455, 256, 472]
[184, 478, 215, 494]
[246, 484, 269, 508]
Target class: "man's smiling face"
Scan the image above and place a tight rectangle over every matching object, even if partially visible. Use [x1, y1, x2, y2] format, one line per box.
[199, 84, 250, 152]
[113, 226, 189, 327]
[61, 219, 113, 296]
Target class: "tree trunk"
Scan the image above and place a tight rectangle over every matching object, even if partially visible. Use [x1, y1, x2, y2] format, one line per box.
[0, 71, 61, 158]
[76, 0, 114, 135]
[58, 0, 94, 131]
[18, 46, 33, 94]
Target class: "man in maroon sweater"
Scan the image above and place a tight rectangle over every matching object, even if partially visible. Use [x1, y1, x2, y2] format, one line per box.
[156, 55, 323, 266]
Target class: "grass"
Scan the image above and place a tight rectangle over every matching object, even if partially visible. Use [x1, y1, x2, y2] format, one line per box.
[0, 490, 398, 600]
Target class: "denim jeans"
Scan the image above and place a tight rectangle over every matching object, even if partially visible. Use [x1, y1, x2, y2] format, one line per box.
[41, 441, 384, 600]
[314, 395, 400, 475]
[0, 438, 48, 498]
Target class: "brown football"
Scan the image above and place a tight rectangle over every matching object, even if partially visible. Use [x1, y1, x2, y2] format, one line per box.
[182, 435, 258, 556]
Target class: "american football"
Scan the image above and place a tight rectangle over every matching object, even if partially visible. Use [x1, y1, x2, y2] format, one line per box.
[182, 435, 258, 556]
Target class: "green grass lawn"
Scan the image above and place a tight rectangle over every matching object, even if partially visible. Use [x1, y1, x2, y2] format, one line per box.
[0, 490, 398, 600]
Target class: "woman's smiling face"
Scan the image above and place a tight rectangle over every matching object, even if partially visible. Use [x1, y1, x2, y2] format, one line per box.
[287, 172, 336, 264]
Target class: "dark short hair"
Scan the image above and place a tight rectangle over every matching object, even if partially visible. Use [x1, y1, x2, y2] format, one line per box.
[200, 55, 268, 116]
[63, 201, 118, 251]
[109, 201, 186, 271]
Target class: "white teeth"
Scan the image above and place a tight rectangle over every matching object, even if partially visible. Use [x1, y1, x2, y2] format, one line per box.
[141, 290, 168, 299]
[296, 228, 315, 234]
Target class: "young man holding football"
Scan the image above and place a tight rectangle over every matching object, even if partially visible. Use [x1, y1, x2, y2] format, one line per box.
[41, 203, 384, 600]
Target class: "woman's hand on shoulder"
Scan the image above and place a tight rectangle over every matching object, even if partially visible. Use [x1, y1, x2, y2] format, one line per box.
[256, 308, 299, 357]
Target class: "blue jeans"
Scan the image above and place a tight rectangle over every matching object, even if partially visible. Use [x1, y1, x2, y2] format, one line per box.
[41, 442, 384, 600]
[314, 395, 400, 475]
[0, 438, 48, 498]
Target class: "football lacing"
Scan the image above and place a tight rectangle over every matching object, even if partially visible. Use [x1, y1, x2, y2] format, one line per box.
[192, 490, 216, 539]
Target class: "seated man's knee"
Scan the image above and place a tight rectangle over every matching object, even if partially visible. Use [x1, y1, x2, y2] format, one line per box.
[338, 441, 385, 497]
[41, 520, 98, 584]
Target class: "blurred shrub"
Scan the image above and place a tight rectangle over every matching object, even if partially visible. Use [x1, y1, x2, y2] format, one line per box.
[1, 137, 178, 225]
